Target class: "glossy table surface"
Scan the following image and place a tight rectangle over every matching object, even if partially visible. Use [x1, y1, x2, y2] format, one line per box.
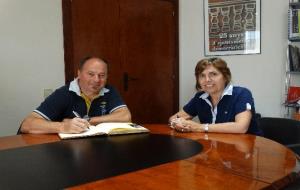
[0, 124, 299, 190]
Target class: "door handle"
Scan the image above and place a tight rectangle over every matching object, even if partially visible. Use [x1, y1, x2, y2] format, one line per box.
[123, 72, 139, 91]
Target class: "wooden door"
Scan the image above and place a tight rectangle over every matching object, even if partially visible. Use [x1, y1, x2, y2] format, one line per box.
[62, 0, 178, 124]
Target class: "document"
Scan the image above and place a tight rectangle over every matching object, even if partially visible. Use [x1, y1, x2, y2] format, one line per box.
[58, 122, 149, 139]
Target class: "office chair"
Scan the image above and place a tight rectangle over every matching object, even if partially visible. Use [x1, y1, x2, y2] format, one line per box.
[257, 117, 300, 145]
[283, 179, 300, 190]
[16, 122, 23, 135]
[16, 126, 22, 135]
[16, 127, 22, 135]
[257, 117, 300, 190]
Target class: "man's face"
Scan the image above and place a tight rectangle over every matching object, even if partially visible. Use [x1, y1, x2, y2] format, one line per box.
[78, 58, 108, 96]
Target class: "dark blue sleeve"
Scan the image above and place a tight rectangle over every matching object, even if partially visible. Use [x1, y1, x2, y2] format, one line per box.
[234, 88, 255, 115]
[105, 86, 127, 113]
[34, 86, 70, 121]
[235, 88, 262, 136]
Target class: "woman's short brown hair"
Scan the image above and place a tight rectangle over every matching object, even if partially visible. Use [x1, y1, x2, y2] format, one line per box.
[195, 58, 231, 90]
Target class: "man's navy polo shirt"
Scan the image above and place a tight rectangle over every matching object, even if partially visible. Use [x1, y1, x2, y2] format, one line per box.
[34, 79, 127, 121]
[183, 85, 263, 136]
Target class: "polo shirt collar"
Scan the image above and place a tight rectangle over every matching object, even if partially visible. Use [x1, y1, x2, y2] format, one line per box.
[199, 83, 233, 100]
[223, 83, 233, 96]
[69, 78, 109, 97]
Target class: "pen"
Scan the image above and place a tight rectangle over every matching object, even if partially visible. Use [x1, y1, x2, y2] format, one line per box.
[72, 111, 81, 118]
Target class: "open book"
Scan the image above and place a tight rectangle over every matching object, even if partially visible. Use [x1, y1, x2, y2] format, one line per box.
[58, 122, 149, 139]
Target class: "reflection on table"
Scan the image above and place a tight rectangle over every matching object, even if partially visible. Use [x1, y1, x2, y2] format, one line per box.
[0, 124, 299, 190]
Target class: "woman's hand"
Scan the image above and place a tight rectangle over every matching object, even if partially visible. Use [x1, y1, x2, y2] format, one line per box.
[169, 110, 193, 128]
[171, 118, 202, 133]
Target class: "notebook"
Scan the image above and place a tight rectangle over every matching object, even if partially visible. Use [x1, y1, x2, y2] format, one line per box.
[58, 122, 149, 139]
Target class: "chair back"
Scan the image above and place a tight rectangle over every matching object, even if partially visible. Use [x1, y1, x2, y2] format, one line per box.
[257, 117, 300, 189]
[257, 117, 300, 145]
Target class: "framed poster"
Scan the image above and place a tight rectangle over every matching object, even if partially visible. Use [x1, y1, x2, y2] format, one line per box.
[204, 0, 261, 56]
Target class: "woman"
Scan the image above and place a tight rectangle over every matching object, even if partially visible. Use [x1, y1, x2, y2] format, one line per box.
[169, 58, 263, 136]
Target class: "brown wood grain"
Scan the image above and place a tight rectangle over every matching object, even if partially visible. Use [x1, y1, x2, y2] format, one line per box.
[1, 124, 299, 189]
[62, 0, 179, 124]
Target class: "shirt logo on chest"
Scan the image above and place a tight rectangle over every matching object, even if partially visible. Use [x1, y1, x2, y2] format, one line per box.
[100, 101, 107, 115]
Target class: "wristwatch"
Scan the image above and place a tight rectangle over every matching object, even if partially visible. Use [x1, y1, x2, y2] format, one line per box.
[204, 123, 209, 133]
[83, 115, 91, 122]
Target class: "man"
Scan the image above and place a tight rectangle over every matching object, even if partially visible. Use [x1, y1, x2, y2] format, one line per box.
[20, 56, 131, 134]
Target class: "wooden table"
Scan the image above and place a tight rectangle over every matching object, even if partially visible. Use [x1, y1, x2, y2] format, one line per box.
[0, 124, 299, 189]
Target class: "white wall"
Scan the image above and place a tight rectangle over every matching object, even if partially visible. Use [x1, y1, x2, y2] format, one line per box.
[0, 0, 64, 136]
[0, 0, 292, 136]
[179, 0, 290, 117]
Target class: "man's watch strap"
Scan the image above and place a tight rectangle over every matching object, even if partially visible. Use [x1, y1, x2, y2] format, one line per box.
[83, 115, 91, 122]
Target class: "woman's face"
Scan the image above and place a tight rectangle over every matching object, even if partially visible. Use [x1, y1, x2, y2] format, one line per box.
[198, 65, 226, 96]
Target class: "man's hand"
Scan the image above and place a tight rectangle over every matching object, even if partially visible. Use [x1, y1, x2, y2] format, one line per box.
[61, 117, 90, 133]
